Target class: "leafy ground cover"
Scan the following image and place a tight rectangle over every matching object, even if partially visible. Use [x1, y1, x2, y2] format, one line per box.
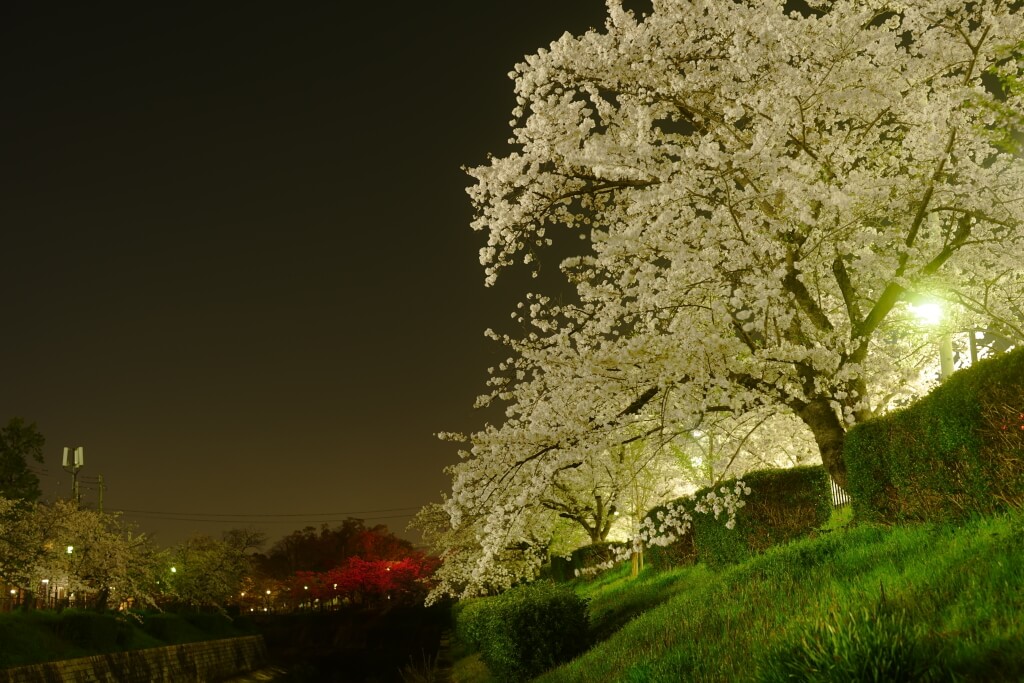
[452, 505, 1024, 682]
[0, 609, 254, 668]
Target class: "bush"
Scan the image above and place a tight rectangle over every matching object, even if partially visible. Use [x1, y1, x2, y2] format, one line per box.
[181, 611, 239, 638]
[642, 498, 697, 570]
[454, 581, 589, 682]
[452, 598, 491, 652]
[53, 610, 127, 651]
[692, 466, 831, 566]
[757, 603, 950, 682]
[846, 347, 1024, 523]
[137, 612, 206, 644]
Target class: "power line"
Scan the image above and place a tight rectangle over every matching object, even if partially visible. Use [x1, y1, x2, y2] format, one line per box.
[114, 512, 419, 524]
[108, 505, 421, 519]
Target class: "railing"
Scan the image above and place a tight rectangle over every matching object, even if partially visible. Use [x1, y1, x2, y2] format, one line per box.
[830, 476, 851, 508]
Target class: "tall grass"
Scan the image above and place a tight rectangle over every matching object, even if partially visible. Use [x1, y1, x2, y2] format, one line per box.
[536, 508, 1024, 682]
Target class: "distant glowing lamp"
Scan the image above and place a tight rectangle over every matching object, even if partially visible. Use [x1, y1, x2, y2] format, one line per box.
[170, 566, 177, 573]
[67, 546, 74, 554]
[909, 302, 943, 325]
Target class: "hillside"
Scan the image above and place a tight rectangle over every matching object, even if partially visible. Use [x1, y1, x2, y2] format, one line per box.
[451, 507, 1024, 682]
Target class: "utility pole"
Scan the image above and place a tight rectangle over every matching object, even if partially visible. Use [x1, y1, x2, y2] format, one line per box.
[61, 447, 84, 506]
[97, 475, 104, 513]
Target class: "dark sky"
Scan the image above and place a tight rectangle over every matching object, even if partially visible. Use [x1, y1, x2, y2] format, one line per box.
[1, 2, 617, 547]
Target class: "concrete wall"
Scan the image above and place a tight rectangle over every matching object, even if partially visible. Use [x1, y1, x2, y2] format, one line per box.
[0, 635, 266, 683]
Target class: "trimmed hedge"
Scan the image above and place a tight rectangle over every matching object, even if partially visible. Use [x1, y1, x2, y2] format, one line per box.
[452, 581, 589, 682]
[549, 541, 626, 581]
[645, 466, 831, 568]
[692, 466, 832, 566]
[53, 610, 134, 651]
[846, 347, 1024, 523]
[643, 498, 697, 570]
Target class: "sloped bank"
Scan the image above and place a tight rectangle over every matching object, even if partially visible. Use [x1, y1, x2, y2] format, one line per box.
[0, 635, 266, 683]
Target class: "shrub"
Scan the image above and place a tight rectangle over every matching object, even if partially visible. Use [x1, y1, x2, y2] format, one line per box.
[54, 610, 123, 651]
[452, 597, 491, 652]
[181, 612, 238, 638]
[846, 347, 1024, 523]
[757, 603, 950, 682]
[137, 612, 206, 644]
[692, 466, 831, 566]
[458, 581, 589, 682]
[642, 498, 697, 570]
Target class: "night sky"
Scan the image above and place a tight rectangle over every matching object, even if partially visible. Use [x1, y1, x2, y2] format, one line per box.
[1, 2, 616, 547]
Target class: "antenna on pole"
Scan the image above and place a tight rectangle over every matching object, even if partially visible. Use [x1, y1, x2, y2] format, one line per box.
[61, 446, 85, 506]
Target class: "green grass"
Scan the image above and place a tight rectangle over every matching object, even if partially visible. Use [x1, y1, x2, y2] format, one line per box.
[450, 506, 1024, 682]
[0, 609, 249, 668]
[534, 508, 1024, 682]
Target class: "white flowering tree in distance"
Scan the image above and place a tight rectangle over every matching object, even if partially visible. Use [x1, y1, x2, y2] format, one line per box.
[431, 0, 1024, 600]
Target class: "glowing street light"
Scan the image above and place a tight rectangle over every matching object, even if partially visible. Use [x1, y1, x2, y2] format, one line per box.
[910, 300, 954, 381]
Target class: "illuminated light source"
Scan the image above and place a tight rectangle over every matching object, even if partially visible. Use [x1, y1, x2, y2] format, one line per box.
[909, 302, 943, 325]
[266, 590, 271, 595]
[10, 589, 15, 595]
[170, 566, 177, 573]
[67, 546, 74, 554]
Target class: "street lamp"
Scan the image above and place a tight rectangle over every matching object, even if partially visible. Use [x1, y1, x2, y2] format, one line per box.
[910, 301, 954, 381]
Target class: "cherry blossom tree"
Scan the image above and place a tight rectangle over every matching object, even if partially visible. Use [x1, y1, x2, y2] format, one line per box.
[0, 498, 159, 610]
[438, 0, 1024, 596]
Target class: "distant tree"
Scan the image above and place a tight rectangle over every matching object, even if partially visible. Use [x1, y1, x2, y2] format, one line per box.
[164, 529, 265, 610]
[0, 418, 45, 502]
[0, 498, 159, 610]
[256, 519, 414, 579]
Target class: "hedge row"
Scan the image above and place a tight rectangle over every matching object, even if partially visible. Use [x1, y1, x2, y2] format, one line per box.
[845, 347, 1024, 523]
[645, 466, 832, 568]
[452, 581, 589, 682]
[548, 541, 626, 581]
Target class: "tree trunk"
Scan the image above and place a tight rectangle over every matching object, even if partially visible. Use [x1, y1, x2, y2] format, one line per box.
[796, 398, 848, 490]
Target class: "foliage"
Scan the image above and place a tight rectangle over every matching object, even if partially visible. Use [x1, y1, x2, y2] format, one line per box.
[442, 0, 1024, 593]
[163, 528, 265, 610]
[0, 608, 247, 668]
[454, 581, 590, 682]
[846, 347, 1024, 523]
[691, 466, 832, 566]
[0, 498, 160, 610]
[256, 518, 415, 579]
[530, 507, 1024, 682]
[757, 603, 948, 683]
[54, 609, 132, 651]
[0, 417, 45, 502]
[313, 553, 438, 605]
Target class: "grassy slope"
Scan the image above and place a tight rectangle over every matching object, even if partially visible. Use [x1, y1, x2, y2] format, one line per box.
[536, 508, 1024, 682]
[0, 610, 249, 668]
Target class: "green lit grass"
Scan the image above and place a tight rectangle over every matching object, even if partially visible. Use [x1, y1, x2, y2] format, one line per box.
[534, 509, 1024, 682]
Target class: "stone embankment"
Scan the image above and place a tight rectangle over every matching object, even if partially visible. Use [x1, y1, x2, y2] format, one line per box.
[0, 635, 266, 683]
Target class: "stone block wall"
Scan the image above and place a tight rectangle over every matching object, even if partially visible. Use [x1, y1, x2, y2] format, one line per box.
[0, 635, 266, 683]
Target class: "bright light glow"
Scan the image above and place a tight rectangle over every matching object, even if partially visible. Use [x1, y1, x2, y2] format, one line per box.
[42, 579, 49, 585]
[10, 589, 15, 595]
[67, 545, 74, 554]
[266, 589, 271, 595]
[909, 302, 943, 325]
[170, 566, 177, 573]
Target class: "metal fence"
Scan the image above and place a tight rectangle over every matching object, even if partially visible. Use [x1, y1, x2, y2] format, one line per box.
[830, 476, 851, 508]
